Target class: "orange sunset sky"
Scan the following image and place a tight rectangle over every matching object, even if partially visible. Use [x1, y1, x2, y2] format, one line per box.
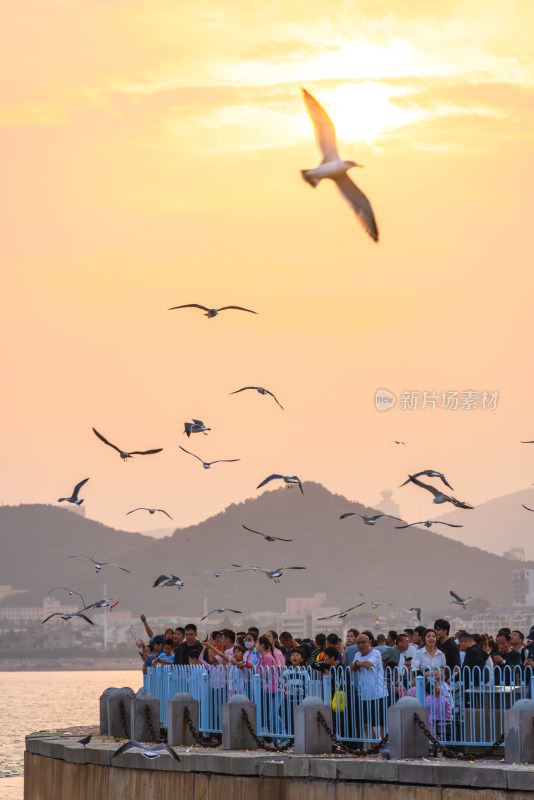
[1, 0, 534, 541]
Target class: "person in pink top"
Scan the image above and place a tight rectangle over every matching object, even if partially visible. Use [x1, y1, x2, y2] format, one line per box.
[256, 635, 278, 734]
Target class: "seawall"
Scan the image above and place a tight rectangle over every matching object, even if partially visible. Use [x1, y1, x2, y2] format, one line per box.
[25, 729, 534, 799]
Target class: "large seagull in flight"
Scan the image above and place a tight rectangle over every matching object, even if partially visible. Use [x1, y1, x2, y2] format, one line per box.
[300, 88, 379, 242]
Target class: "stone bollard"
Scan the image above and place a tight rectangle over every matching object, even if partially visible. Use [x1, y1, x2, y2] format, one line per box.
[221, 694, 258, 750]
[388, 697, 430, 759]
[107, 687, 135, 738]
[130, 688, 160, 742]
[167, 692, 200, 747]
[294, 695, 332, 755]
[99, 687, 117, 735]
[505, 698, 534, 763]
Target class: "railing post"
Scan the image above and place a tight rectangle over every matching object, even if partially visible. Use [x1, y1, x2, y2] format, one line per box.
[415, 674, 425, 707]
[505, 698, 534, 763]
[294, 696, 332, 755]
[130, 688, 160, 742]
[221, 694, 258, 750]
[388, 697, 430, 759]
[253, 671, 262, 734]
[322, 672, 331, 705]
[167, 691, 200, 746]
[200, 670, 210, 734]
[107, 687, 135, 738]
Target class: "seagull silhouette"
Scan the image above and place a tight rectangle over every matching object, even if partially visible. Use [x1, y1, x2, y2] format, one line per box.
[112, 741, 180, 762]
[450, 590, 472, 608]
[359, 594, 393, 609]
[230, 386, 284, 410]
[242, 524, 292, 543]
[522, 504, 534, 512]
[42, 611, 94, 625]
[68, 556, 131, 573]
[126, 508, 173, 519]
[200, 608, 243, 621]
[409, 607, 423, 621]
[406, 475, 473, 509]
[92, 428, 162, 460]
[392, 441, 406, 445]
[192, 569, 237, 578]
[256, 474, 304, 494]
[340, 513, 402, 525]
[301, 88, 378, 242]
[184, 420, 211, 437]
[179, 446, 239, 469]
[81, 599, 119, 613]
[399, 470, 454, 490]
[58, 478, 90, 505]
[395, 520, 463, 529]
[153, 574, 184, 589]
[47, 587, 85, 606]
[232, 565, 306, 584]
[317, 603, 365, 620]
[168, 303, 257, 318]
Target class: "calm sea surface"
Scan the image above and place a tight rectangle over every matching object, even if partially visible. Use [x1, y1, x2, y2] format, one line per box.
[0, 670, 143, 800]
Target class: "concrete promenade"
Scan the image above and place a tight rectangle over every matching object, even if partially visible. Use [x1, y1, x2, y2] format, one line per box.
[25, 728, 534, 799]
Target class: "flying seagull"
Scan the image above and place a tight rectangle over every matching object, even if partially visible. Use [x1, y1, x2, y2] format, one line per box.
[81, 599, 119, 613]
[409, 607, 423, 622]
[522, 504, 534, 512]
[395, 520, 463, 529]
[450, 590, 472, 608]
[521, 440, 534, 443]
[153, 574, 184, 589]
[300, 88, 379, 242]
[112, 741, 181, 763]
[179, 446, 239, 469]
[184, 420, 211, 437]
[92, 428, 162, 460]
[126, 508, 173, 519]
[200, 608, 243, 621]
[359, 594, 393, 609]
[68, 556, 132, 573]
[230, 386, 284, 410]
[406, 475, 474, 509]
[192, 569, 237, 578]
[42, 611, 94, 625]
[231, 564, 306, 583]
[168, 303, 257, 319]
[399, 470, 454, 490]
[242, 524, 292, 543]
[317, 603, 365, 621]
[340, 513, 402, 525]
[58, 477, 90, 505]
[47, 587, 85, 606]
[256, 474, 304, 494]
[392, 441, 406, 445]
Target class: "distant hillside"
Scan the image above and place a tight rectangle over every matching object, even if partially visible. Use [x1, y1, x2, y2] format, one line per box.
[0, 486, 530, 621]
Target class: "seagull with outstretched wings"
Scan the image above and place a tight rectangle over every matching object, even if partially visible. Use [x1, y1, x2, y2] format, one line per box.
[168, 303, 257, 318]
[58, 477, 90, 505]
[395, 520, 463, 529]
[300, 88, 379, 242]
[450, 590, 471, 608]
[399, 470, 454, 490]
[112, 741, 180, 762]
[231, 564, 306, 583]
[340, 513, 402, 525]
[47, 587, 85, 607]
[257, 474, 303, 494]
[201, 608, 243, 621]
[42, 611, 94, 625]
[153, 574, 184, 589]
[126, 508, 173, 519]
[230, 386, 284, 410]
[68, 556, 131, 573]
[406, 475, 474, 509]
[359, 593, 393, 609]
[179, 446, 239, 469]
[242, 524, 292, 543]
[92, 428, 162, 460]
[317, 603, 365, 621]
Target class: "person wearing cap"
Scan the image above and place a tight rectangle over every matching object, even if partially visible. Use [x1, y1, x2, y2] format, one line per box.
[145, 635, 165, 668]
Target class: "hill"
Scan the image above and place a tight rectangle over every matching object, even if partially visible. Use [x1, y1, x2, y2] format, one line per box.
[0, 485, 529, 620]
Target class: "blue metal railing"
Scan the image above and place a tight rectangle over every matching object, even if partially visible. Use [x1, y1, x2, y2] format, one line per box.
[144, 663, 533, 747]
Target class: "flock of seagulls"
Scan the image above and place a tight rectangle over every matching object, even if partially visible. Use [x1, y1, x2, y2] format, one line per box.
[46, 89, 488, 632]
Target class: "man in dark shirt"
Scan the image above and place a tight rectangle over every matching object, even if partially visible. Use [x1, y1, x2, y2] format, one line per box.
[173, 623, 202, 665]
[458, 632, 487, 687]
[434, 618, 461, 672]
[493, 632, 521, 685]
